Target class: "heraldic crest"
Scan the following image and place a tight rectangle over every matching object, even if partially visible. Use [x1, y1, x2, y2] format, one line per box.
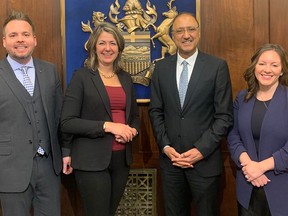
[81, 0, 179, 87]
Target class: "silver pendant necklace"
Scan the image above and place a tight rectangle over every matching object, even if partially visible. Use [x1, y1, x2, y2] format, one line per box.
[263, 101, 268, 110]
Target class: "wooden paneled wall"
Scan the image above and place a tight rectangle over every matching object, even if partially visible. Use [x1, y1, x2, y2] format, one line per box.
[1, 0, 288, 215]
[199, 0, 288, 215]
[270, 0, 288, 50]
[200, 1, 256, 214]
[0, 0, 63, 84]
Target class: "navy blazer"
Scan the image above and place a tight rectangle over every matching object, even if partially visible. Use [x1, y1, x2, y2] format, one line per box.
[227, 84, 288, 215]
[149, 51, 233, 177]
[61, 68, 140, 171]
[0, 58, 63, 192]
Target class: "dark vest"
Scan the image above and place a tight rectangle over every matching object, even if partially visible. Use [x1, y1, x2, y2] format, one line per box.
[23, 75, 51, 155]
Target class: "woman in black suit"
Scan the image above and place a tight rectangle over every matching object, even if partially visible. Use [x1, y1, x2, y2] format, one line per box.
[61, 22, 140, 216]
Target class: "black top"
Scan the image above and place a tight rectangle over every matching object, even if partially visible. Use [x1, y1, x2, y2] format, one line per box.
[251, 98, 271, 155]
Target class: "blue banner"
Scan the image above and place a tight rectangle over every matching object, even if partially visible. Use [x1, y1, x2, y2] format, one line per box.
[63, 0, 197, 100]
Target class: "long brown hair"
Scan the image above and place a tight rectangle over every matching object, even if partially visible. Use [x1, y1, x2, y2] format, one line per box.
[243, 43, 288, 101]
[85, 22, 125, 73]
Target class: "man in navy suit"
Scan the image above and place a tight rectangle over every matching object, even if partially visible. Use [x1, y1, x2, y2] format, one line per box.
[149, 12, 233, 216]
[0, 11, 62, 216]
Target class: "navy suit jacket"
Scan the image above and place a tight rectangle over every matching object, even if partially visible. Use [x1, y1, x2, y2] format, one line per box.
[227, 84, 288, 215]
[61, 68, 140, 171]
[149, 51, 233, 177]
[0, 58, 63, 192]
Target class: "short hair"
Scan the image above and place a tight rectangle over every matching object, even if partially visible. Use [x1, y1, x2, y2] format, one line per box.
[244, 43, 288, 101]
[3, 11, 35, 36]
[85, 22, 125, 72]
[172, 12, 199, 31]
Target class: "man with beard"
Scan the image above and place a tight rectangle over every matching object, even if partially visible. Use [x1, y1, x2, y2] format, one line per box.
[0, 11, 62, 216]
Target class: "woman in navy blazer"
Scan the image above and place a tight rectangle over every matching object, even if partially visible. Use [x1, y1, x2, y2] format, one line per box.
[61, 22, 140, 216]
[227, 44, 288, 216]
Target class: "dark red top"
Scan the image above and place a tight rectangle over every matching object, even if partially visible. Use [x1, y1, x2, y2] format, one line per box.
[105, 86, 126, 151]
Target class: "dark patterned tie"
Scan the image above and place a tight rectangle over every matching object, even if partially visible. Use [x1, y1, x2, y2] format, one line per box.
[179, 61, 188, 107]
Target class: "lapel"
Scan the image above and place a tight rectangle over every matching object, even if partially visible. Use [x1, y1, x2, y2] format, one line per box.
[0, 59, 32, 120]
[118, 71, 131, 122]
[239, 86, 285, 160]
[33, 59, 49, 116]
[90, 69, 131, 122]
[258, 85, 285, 157]
[240, 95, 258, 159]
[261, 84, 283, 122]
[90, 70, 112, 120]
[181, 51, 205, 111]
[165, 55, 181, 110]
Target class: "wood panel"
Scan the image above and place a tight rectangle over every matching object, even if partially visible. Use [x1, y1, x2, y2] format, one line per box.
[131, 103, 164, 215]
[270, 0, 288, 50]
[61, 174, 84, 216]
[254, 0, 270, 48]
[1, 0, 288, 215]
[199, 0, 269, 215]
[0, 0, 64, 84]
[0, 1, 66, 215]
[200, 0, 254, 97]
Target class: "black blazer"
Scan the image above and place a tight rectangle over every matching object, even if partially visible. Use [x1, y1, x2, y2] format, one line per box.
[149, 51, 233, 177]
[61, 68, 140, 171]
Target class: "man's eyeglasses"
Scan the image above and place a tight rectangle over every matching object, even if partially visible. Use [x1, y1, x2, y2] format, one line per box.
[172, 26, 199, 35]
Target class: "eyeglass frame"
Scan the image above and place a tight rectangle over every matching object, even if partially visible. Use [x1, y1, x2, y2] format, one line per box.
[171, 26, 199, 35]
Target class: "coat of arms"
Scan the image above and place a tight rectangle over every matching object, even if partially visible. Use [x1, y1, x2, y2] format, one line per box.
[81, 0, 178, 87]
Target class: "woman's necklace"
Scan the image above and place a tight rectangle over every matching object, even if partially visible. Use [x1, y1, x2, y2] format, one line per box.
[257, 91, 273, 110]
[258, 97, 271, 110]
[263, 101, 269, 110]
[98, 69, 115, 79]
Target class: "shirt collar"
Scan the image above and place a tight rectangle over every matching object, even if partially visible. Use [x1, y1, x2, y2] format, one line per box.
[6, 55, 34, 71]
[177, 48, 198, 66]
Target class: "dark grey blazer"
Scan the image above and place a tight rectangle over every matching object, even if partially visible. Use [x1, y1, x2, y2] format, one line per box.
[0, 58, 63, 192]
[149, 51, 233, 177]
[61, 68, 140, 171]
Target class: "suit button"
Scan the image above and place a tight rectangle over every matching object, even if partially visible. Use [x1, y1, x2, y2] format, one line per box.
[181, 117, 184, 120]
[29, 140, 32, 144]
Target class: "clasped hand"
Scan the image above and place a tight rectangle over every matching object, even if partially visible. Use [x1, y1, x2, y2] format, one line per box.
[164, 147, 204, 168]
[241, 161, 270, 187]
[108, 122, 137, 143]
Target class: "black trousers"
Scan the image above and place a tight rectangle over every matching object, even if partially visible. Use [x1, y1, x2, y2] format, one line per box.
[238, 187, 271, 216]
[161, 167, 221, 216]
[74, 150, 130, 216]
